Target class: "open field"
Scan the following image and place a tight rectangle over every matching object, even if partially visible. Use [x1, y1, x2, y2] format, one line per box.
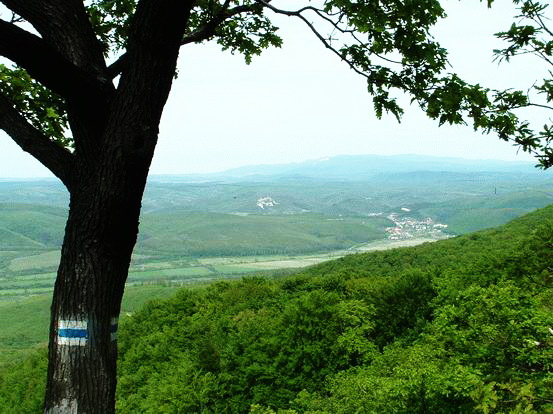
[8, 251, 61, 272]
[351, 237, 446, 251]
[0, 236, 445, 303]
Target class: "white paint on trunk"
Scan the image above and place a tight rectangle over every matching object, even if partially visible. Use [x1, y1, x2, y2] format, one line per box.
[58, 320, 87, 329]
[44, 398, 78, 413]
[57, 336, 87, 346]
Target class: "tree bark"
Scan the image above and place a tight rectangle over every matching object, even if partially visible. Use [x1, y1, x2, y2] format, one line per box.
[0, 1, 196, 411]
[44, 161, 149, 413]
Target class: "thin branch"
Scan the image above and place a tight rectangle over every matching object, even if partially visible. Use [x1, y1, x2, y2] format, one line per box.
[107, 54, 127, 79]
[181, 4, 257, 45]
[534, 13, 553, 38]
[0, 91, 74, 187]
[8, 11, 23, 24]
[527, 102, 553, 111]
[256, 0, 370, 80]
[296, 5, 355, 34]
[484, 102, 553, 114]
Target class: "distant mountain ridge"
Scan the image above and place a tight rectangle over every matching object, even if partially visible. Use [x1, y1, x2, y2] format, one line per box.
[149, 154, 549, 183]
[0, 154, 547, 184]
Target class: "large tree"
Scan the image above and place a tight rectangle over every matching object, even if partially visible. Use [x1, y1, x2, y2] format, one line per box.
[0, 0, 550, 412]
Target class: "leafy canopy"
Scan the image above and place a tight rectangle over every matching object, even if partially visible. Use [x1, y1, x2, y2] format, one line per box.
[1, 0, 552, 166]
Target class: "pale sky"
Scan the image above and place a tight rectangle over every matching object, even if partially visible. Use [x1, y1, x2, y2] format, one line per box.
[0, 1, 549, 178]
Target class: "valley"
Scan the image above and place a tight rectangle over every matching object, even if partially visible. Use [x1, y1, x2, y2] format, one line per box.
[1, 236, 443, 301]
[1, 155, 552, 302]
[1, 155, 553, 412]
[3, 198, 553, 413]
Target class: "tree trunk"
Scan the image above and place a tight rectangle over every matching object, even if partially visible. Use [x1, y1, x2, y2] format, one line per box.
[44, 163, 149, 413]
[37, 2, 194, 410]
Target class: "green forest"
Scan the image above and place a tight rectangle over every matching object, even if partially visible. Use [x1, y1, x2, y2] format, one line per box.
[1, 204, 552, 413]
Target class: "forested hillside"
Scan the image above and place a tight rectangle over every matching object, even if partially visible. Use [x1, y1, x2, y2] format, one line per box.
[2, 168, 553, 297]
[1, 206, 552, 413]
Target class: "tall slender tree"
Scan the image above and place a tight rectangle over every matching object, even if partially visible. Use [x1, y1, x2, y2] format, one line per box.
[0, 0, 550, 412]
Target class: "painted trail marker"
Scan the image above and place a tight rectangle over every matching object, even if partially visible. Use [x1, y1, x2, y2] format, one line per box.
[56, 317, 119, 345]
[57, 319, 88, 346]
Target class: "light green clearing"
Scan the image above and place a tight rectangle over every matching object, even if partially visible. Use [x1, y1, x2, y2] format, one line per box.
[0, 251, 20, 257]
[0, 237, 442, 302]
[212, 257, 330, 272]
[0, 227, 47, 248]
[196, 255, 298, 265]
[131, 261, 183, 271]
[8, 273, 56, 281]
[8, 251, 60, 272]
[0, 287, 52, 297]
[0, 280, 53, 290]
[209, 265, 261, 274]
[351, 237, 444, 252]
[128, 266, 213, 279]
[3, 271, 56, 281]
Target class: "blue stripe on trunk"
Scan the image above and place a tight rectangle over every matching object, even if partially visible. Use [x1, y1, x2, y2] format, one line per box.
[58, 328, 88, 339]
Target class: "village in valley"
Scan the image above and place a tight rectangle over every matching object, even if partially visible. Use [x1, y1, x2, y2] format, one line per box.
[256, 196, 451, 242]
[383, 209, 450, 240]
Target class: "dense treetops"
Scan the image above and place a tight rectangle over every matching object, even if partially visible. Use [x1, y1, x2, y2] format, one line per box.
[1, 204, 552, 413]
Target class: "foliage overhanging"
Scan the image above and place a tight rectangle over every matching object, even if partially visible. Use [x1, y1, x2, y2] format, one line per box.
[0, 0, 552, 166]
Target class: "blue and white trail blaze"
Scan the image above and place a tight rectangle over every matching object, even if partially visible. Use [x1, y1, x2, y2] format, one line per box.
[56, 317, 119, 346]
[57, 319, 88, 346]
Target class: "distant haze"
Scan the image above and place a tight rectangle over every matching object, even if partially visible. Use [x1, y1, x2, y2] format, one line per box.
[146, 154, 551, 184]
[0, 2, 548, 178]
[0, 154, 549, 182]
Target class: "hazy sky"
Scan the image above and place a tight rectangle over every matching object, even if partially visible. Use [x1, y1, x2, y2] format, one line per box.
[0, 1, 550, 178]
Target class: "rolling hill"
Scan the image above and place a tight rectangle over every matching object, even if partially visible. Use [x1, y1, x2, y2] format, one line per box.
[1, 154, 552, 296]
[1, 202, 552, 413]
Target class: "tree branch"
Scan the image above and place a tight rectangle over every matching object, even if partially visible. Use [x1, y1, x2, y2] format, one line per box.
[256, 0, 370, 79]
[106, 3, 258, 79]
[107, 54, 128, 80]
[181, 4, 257, 45]
[0, 19, 112, 103]
[534, 13, 553, 38]
[105, 0, 196, 162]
[0, 0, 107, 78]
[0, 92, 74, 187]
